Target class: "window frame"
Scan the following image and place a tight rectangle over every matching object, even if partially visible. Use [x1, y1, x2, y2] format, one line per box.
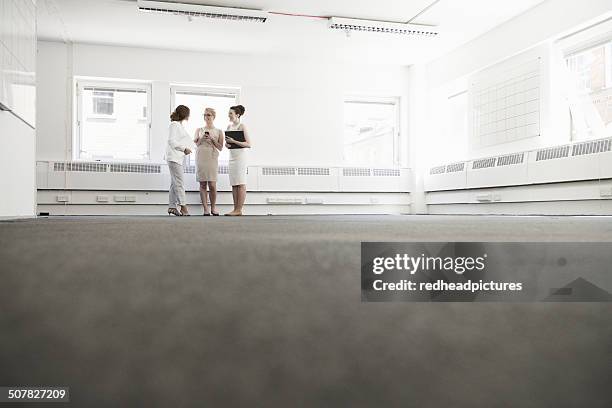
[75, 79, 152, 162]
[557, 19, 612, 140]
[342, 95, 401, 167]
[565, 41, 612, 92]
[170, 84, 241, 110]
[565, 40, 612, 140]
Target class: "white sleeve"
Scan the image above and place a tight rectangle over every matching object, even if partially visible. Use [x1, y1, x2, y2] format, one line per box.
[168, 123, 186, 152]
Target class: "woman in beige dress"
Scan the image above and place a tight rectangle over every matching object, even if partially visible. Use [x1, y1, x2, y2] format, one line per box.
[194, 107, 224, 216]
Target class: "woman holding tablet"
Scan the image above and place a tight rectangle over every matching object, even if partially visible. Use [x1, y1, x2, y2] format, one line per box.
[225, 104, 251, 216]
[194, 107, 224, 216]
[166, 105, 193, 216]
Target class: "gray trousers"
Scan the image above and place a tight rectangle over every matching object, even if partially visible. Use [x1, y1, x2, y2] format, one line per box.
[168, 161, 186, 207]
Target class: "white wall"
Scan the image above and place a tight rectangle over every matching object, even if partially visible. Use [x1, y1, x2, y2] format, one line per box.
[0, 112, 36, 217]
[421, 0, 611, 165]
[36, 41, 410, 167]
[1, 0, 36, 218]
[465, 44, 567, 159]
[426, 0, 612, 88]
[412, 0, 612, 215]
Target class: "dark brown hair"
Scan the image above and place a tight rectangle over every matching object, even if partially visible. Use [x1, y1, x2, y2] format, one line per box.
[170, 105, 190, 122]
[230, 104, 245, 117]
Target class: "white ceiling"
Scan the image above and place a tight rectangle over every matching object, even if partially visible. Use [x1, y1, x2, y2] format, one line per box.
[37, 0, 546, 65]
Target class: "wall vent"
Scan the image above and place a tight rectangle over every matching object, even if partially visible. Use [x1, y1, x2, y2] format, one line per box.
[110, 163, 161, 173]
[53, 162, 108, 172]
[497, 152, 525, 166]
[472, 157, 497, 170]
[297, 167, 330, 176]
[262, 167, 296, 176]
[536, 146, 570, 161]
[446, 163, 465, 173]
[372, 168, 400, 177]
[430, 165, 446, 175]
[183, 164, 230, 174]
[343, 168, 371, 177]
[571, 139, 612, 156]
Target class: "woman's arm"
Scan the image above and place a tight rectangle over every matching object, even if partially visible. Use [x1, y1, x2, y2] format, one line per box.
[193, 128, 201, 145]
[168, 123, 186, 152]
[228, 125, 251, 148]
[243, 125, 251, 148]
[169, 123, 191, 154]
[211, 129, 224, 152]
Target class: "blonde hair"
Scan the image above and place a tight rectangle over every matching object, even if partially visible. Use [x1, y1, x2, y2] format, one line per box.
[204, 107, 216, 118]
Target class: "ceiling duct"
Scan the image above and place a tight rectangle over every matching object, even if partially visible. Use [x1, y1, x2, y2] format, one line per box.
[137, 0, 268, 23]
[329, 17, 439, 37]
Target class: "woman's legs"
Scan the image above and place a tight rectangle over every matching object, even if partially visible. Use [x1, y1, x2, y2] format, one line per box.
[226, 186, 240, 215]
[168, 161, 178, 209]
[237, 185, 246, 213]
[232, 186, 238, 210]
[168, 177, 177, 209]
[168, 162, 189, 215]
[199, 182, 209, 214]
[208, 181, 218, 214]
[227, 185, 245, 215]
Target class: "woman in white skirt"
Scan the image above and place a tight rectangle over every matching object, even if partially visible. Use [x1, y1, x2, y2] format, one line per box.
[224, 104, 251, 216]
[166, 105, 193, 216]
[194, 107, 224, 216]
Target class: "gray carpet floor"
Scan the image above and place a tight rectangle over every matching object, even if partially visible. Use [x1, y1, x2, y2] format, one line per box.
[1, 215, 611, 407]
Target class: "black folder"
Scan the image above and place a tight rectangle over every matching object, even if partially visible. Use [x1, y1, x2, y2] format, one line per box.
[225, 130, 246, 149]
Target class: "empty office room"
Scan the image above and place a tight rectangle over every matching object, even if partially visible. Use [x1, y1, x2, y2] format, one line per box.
[1, 0, 612, 406]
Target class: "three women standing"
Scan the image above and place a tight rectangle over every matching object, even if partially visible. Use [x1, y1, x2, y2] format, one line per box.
[166, 105, 193, 216]
[225, 105, 251, 216]
[194, 108, 224, 216]
[166, 103, 251, 217]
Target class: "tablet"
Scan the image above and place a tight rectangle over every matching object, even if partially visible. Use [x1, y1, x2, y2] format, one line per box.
[225, 130, 246, 149]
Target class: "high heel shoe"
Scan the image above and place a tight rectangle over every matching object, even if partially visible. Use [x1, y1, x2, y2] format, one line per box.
[168, 208, 181, 216]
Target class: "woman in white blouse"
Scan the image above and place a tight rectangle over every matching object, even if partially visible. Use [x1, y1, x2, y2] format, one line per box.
[225, 104, 251, 216]
[166, 105, 193, 216]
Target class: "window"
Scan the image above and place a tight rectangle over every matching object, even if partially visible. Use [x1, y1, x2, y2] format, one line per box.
[566, 43, 610, 93]
[171, 85, 239, 164]
[565, 39, 612, 139]
[343, 97, 400, 166]
[76, 80, 151, 161]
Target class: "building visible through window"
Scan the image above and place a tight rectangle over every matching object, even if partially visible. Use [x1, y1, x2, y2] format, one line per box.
[566, 40, 612, 138]
[77, 83, 151, 160]
[343, 98, 400, 166]
[92, 90, 114, 116]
